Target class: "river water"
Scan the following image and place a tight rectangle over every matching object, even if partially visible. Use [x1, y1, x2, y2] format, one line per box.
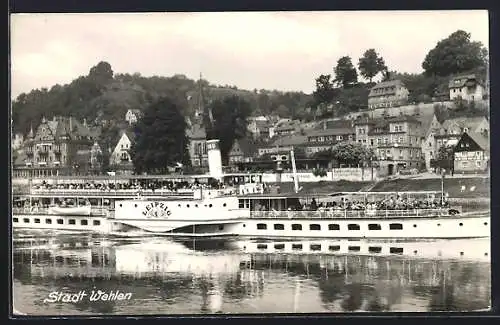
[11, 230, 491, 315]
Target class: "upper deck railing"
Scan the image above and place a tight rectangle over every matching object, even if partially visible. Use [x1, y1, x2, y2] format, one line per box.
[249, 208, 456, 219]
[28, 188, 195, 198]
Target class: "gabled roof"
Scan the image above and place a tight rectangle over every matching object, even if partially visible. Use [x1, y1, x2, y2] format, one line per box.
[127, 108, 142, 115]
[441, 116, 488, 132]
[369, 80, 406, 97]
[232, 138, 257, 157]
[416, 113, 440, 137]
[307, 128, 355, 137]
[448, 74, 481, 89]
[467, 132, 490, 151]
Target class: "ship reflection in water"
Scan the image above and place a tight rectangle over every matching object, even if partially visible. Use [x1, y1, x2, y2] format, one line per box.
[12, 232, 491, 315]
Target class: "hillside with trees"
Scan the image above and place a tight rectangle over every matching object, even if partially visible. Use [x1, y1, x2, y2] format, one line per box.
[311, 30, 489, 119]
[11, 64, 314, 136]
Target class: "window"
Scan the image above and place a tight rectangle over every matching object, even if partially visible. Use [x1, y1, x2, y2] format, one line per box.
[309, 224, 321, 231]
[238, 200, 245, 208]
[45, 219, 52, 224]
[292, 224, 302, 231]
[13, 218, 18, 223]
[329, 245, 340, 251]
[370, 139, 374, 146]
[389, 223, 403, 230]
[369, 246, 382, 253]
[461, 161, 468, 167]
[257, 223, 267, 230]
[81, 220, 88, 226]
[390, 247, 404, 254]
[310, 244, 321, 251]
[328, 224, 340, 230]
[368, 224, 382, 230]
[23, 218, 30, 223]
[57, 219, 64, 224]
[292, 244, 303, 250]
[69, 219, 76, 225]
[348, 224, 360, 230]
[348, 246, 361, 252]
[93, 220, 101, 226]
[274, 224, 285, 230]
[34, 218, 40, 223]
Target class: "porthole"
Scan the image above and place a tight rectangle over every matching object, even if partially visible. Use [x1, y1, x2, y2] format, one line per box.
[195, 204, 198, 208]
[459, 223, 463, 226]
[119, 204, 122, 207]
[178, 204, 181, 207]
[413, 250, 418, 255]
[209, 204, 213, 208]
[223, 203, 227, 207]
[437, 223, 441, 227]
[413, 224, 417, 228]
[484, 222, 488, 226]
[243, 224, 246, 227]
[485, 253, 488, 256]
[218, 225, 224, 231]
[134, 204, 138, 208]
[460, 252, 464, 256]
[187, 204, 190, 208]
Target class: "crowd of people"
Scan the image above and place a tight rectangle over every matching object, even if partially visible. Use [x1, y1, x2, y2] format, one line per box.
[306, 196, 451, 212]
[31, 179, 226, 193]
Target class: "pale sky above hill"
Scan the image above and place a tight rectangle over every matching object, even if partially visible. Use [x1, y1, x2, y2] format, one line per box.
[10, 10, 489, 99]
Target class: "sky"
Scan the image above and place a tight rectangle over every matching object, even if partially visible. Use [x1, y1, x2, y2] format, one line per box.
[10, 10, 489, 98]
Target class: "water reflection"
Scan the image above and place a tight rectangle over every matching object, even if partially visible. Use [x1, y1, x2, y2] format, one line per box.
[12, 234, 491, 315]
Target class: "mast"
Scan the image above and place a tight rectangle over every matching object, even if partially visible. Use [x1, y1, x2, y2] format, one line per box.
[290, 147, 299, 193]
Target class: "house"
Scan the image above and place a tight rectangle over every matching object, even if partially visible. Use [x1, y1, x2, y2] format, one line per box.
[368, 80, 409, 110]
[125, 109, 143, 125]
[453, 132, 489, 174]
[269, 119, 301, 138]
[354, 115, 424, 175]
[247, 116, 271, 139]
[417, 113, 443, 170]
[228, 138, 257, 166]
[12, 116, 101, 178]
[109, 130, 135, 174]
[441, 116, 489, 136]
[448, 74, 485, 102]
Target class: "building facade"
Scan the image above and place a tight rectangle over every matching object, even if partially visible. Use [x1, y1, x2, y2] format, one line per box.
[354, 115, 424, 175]
[418, 114, 443, 170]
[13, 116, 100, 177]
[449, 74, 485, 102]
[368, 80, 409, 110]
[453, 132, 489, 174]
[109, 131, 135, 174]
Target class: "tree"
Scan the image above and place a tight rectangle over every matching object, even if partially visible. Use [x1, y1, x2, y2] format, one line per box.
[334, 56, 358, 88]
[331, 142, 376, 167]
[358, 49, 387, 83]
[422, 30, 488, 77]
[208, 95, 252, 164]
[129, 97, 190, 174]
[436, 145, 454, 173]
[312, 74, 335, 106]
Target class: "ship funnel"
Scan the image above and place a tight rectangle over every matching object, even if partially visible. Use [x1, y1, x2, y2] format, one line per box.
[207, 139, 223, 180]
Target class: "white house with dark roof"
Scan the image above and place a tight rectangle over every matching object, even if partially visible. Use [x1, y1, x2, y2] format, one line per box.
[125, 109, 143, 125]
[110, 130, 135, 173]
[368, 80, 409, 109]
[448, 74, 485, 102]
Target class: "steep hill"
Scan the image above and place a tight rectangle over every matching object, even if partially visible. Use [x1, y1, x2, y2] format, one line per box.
[11, 61, 314, 135]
